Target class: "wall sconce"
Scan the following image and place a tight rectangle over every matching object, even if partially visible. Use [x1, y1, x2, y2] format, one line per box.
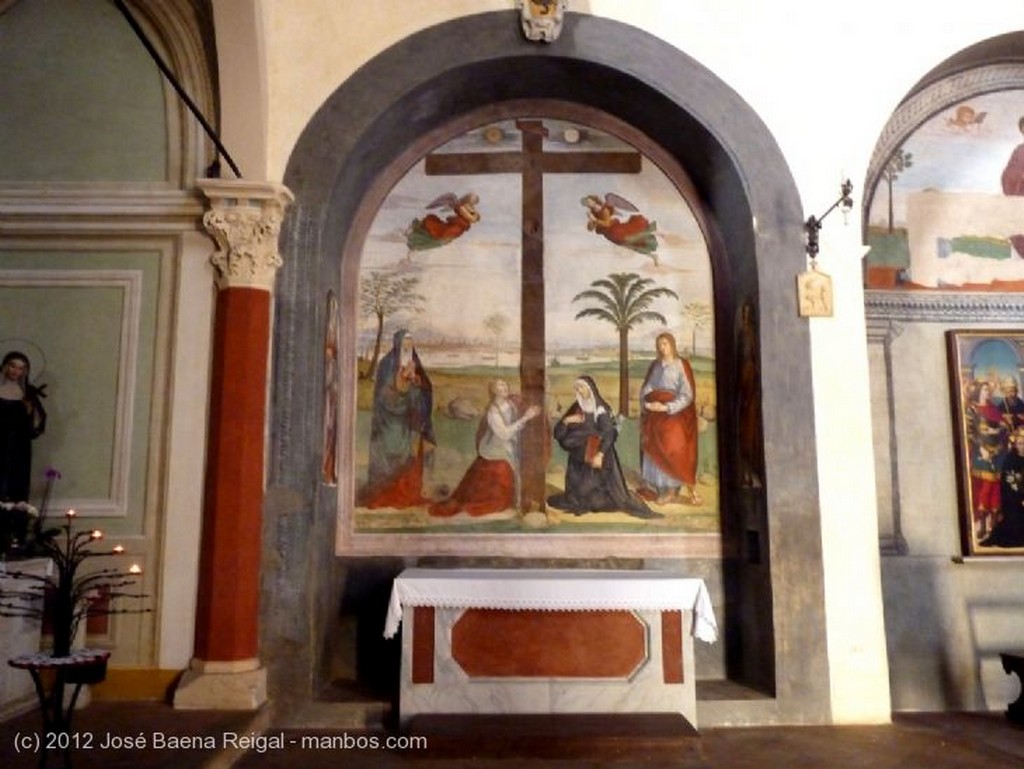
[798, 180, 853, 318]
[804, 179, 854, 261]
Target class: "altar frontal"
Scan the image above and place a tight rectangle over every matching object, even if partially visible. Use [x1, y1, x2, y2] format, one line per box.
[385, 568, 717, 727]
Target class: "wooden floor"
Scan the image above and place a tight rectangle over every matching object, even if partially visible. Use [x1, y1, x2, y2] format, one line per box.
[2, 702, 1024, 768]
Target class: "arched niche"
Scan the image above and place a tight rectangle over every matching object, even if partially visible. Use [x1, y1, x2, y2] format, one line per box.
[863, 32, 1024, 294]
[269, 11, 829, 724]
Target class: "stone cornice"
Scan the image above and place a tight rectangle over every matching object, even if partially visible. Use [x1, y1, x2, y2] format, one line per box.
[865, 289, 1024, 323]
[0, 187, 206, 235]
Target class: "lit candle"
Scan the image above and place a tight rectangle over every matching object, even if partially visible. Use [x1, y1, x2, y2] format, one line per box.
[112, 545, 125, 555]
[128, 563, 142, 574]
[90, 530, 103, 540]
[66, 509, 76, 518]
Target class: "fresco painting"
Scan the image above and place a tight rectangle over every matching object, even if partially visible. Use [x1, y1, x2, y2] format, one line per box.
[350, 118, 718, 545]
[866, 90, 1024, 291]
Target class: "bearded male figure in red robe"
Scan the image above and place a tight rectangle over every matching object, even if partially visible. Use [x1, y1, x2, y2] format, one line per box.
[639, 332, 700, 505]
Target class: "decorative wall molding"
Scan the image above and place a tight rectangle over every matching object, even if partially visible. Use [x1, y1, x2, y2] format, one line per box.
[865, 289, 1024, 324]
[0, 269, 142, 518]
[0, 186, 205, 234]
[865, 319, 909, 556]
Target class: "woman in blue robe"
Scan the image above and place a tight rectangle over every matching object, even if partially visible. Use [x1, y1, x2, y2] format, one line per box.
[360, 330, 435, 508]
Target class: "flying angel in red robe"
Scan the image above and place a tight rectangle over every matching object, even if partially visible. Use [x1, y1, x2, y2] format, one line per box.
[581, 192, 658, 262]
[406, 192, 480, 251]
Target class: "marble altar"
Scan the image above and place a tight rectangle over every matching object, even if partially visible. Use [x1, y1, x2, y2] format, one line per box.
[385, 568, 717, 727]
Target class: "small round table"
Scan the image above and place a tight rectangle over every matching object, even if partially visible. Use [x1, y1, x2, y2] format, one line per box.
[8, 649, 110, 768]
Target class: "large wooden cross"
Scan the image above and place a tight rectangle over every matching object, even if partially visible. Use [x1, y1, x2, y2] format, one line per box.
[425, 119, 641, 511]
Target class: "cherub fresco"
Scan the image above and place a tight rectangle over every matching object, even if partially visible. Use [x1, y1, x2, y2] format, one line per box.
[581, 193, 658, 260]
[945, 104, 987, 133]
[405, 192, 480, 251]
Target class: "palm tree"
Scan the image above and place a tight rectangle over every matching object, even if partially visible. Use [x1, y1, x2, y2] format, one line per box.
[572, 272, 678, 417]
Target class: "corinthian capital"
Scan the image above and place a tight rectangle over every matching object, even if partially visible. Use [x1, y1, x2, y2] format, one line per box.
[199, 180, 295, 291]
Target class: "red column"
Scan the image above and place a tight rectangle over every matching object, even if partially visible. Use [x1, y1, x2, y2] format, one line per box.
[174, 180, 292, 710]
[192, 287, 270, 662]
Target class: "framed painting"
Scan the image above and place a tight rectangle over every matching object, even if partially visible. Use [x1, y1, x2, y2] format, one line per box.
[947, 329, 1024, 556]
[340, 113, 724, 558]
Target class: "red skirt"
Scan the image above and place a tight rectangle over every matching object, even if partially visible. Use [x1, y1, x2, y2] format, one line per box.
[429, 457, 515, 517]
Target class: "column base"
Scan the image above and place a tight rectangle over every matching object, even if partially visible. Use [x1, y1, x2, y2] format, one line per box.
[172, 658, 267, 710]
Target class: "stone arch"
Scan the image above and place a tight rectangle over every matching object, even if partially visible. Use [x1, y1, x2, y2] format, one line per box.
[121, 0, 220, 183]
[270, 11, 828, 723]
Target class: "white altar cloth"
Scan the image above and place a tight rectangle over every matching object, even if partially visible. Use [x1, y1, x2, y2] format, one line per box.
[384, 568, 717, 643]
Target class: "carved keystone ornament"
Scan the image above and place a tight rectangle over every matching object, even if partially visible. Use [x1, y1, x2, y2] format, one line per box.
[519, 0, 567, 43]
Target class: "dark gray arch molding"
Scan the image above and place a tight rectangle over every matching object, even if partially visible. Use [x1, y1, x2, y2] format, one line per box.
[270, 10, 829, 725]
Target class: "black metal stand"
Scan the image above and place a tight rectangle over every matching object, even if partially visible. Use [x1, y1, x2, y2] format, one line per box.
[8, 650, 110, 769]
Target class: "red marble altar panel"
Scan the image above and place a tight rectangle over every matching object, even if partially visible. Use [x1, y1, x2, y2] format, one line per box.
[661, 610, 684, 683]
[412, 606, 435, 684]
[451, 609, 646, 678]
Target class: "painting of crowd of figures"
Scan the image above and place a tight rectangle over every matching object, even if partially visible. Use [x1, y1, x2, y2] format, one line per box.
[948, 330, 1024, 557]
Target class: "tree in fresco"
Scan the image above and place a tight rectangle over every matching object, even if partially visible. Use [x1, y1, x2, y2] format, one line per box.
[882, 147, 913, 234]
[358, 270, 426, 379]
[483, 311, 510, 367]
[683, 301, 713, 355]
[571, 272, 678, 418]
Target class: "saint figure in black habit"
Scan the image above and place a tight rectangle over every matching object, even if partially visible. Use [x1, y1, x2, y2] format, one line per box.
[547, 375, 661, 520]
[0, 350, 47, 503]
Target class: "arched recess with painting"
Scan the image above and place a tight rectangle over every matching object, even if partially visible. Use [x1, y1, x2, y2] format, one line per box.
[268, 12, 829, 722]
